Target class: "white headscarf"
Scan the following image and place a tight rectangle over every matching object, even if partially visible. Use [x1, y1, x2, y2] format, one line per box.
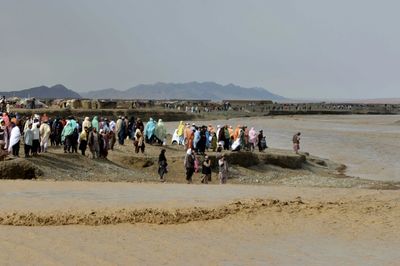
[8, 126, 21, 152]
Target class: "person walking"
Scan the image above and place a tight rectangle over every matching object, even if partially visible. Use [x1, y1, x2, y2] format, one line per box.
[0, 119, 8, 151]
[88, 127, 100, 159]
[8, 122, 21, 157]
[23, 122, 33, 157]
[31, 119, 40, 156]
[218, 155, 228, 184]
[158, 149, 168, 182]
[292, 132, 301, 154]
[39, 120, 51, 153]
[134, 128, 145, 153]
[99, 129, 109, 158]
[79, 127, 89, 156]
[201, 155, 212, 184]
[184, 148, 195, 184]
[249, 127, 258, 152]
[257, 130, 265, 152]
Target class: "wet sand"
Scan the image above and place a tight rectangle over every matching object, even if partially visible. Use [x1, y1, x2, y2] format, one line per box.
[0, 181, 399, 265]
[166, 115, 400, 181]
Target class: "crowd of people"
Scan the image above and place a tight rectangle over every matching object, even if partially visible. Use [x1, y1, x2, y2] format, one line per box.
[1, 111, 302, 184]
[0, 112, 169, 159]
[171, 121, 270, 184]
[173, 121, 268, 154]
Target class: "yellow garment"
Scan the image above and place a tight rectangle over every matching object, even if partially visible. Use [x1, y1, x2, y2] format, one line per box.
[80, 130, 88, 141]
[177, 121, 185, 136]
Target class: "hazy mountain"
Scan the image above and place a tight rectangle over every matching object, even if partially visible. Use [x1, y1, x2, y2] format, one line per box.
[0, 84, 81, 99]
[81, 82, 286, 101]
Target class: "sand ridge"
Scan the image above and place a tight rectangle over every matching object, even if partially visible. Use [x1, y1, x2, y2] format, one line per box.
[1, 196, 399, 229]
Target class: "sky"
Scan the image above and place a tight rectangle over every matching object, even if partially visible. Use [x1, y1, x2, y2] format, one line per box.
[1, 0, 400, 99]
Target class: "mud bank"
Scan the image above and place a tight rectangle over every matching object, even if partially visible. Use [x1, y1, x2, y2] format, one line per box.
[118, 150, 306, 170]
[2, 140, 399, 190]
[220, 151, 306, 169]
[0, 158, 41, 179]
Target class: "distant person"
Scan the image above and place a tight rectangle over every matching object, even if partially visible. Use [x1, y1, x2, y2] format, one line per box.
[117, 116, 127, 145]
[218, 154, 228, 184]
[184, 148, 195, 184]
[293, 132, 301, 154]
[210, 132, 217, 152]
[108, 128, 116, 151]
[30, 98, 36, 109]
[91, 116, 99, 132]
[135, 118, 144, 132]
[39, 120, 51, 153]
[23, 123, 33, 157]
[144, 118, 156, 144]
[158, 149, 168, 182]
[31, 119, 40, 156]
[79, 127, 89, 156]
[8, 122, 21, 157]
[88, 127, 100, 159]
[82, 117, 92, 130]
[0, 119, 8, 150]
[176, 121, 185, 145]
[61, 117, 77, 153]
[257, 130, 267, 152]
[99, 129, 109, 158]
[134, 127, 145, 153]
[0, 96, 6, 112]
[201, 155, 212, 184]
[155, 119, 167, 145]
[249, 127, 258, 152]
[51, 118, 63, 146]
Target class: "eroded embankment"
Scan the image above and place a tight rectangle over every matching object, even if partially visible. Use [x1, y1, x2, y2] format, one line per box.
[0, 197, 398, 227]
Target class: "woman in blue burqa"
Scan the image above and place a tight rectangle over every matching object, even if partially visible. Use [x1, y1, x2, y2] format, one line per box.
[144, 118, 157, 144]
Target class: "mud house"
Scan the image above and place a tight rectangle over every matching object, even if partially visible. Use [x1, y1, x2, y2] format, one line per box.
[91, 100, 117, 109]
[223, 100, 273, 111]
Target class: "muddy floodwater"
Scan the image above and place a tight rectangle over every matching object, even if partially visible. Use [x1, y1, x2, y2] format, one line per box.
[166, 115, 400, 181]
[0, 182, 399, 265]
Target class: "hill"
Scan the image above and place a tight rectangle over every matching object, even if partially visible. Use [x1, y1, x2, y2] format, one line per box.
[0, 84, 82, 99]
[80, 82, 286, 101]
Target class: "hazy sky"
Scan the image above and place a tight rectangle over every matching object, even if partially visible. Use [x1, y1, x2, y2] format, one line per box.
[1, 0, 400, 98]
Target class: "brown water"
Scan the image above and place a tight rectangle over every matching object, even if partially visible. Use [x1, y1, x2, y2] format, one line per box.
[166, 115, 400, 181]
[0, 181, 399, 265]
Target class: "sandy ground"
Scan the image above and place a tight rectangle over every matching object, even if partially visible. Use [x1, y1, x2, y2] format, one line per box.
[0, 181, 399, 265]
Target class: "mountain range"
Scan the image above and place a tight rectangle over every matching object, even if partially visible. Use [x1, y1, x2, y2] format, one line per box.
[0, 84, 81, 99]
[80, 82, 286, 101]
[0, 82, 285, 101]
